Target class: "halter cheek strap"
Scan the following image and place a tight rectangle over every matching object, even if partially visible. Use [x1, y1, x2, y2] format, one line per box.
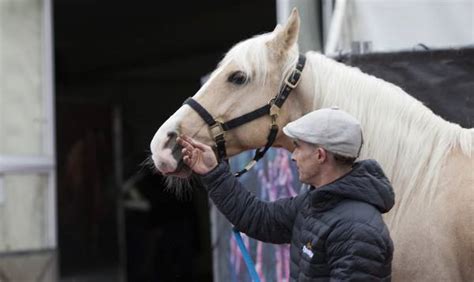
[183, 54, 306, 176]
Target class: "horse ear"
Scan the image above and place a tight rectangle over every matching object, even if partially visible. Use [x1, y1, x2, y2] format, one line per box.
[268, 8, 300, 55]
[273, 24, 283, 33]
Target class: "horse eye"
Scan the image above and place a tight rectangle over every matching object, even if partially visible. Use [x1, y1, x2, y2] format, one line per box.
[227, 71, 248, 85]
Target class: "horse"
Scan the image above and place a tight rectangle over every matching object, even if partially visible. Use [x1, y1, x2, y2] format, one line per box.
[150, 9, 473, 281]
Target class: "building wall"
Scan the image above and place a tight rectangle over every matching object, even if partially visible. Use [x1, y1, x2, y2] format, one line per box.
[277, 0, 323, 52]
[0, 0, 56, 279]
[330, 0, 474, 54]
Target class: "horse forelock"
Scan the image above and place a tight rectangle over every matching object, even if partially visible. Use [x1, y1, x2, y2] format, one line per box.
[305, 52, 473, 225]
[217, 32, 299, 88]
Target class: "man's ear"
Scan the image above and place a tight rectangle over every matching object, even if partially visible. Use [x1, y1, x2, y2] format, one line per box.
[317, 147, 328, 163]
[267, 8, 300, 57]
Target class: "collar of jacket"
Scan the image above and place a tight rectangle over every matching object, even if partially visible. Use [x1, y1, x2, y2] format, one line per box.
[308, 168, 354, 212]
[307, 159, 395, 213]
[309, 190, 344, 212]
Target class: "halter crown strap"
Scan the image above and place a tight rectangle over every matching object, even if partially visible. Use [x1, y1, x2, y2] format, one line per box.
[274, 54, 306, 108]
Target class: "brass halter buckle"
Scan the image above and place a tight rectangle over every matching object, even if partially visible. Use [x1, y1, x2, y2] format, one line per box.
[285, 68, 302, 89]
[209, 120, 225, 140]
[269, 101, 280, 126]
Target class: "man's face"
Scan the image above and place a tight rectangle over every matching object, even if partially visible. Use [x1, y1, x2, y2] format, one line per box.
[291, 139, 321, 184]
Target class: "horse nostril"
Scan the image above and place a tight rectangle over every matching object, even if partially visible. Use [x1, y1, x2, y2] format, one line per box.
[164, 131, 183, 162]
[167, 131, 178, 139]
[163, 131, 179, 149]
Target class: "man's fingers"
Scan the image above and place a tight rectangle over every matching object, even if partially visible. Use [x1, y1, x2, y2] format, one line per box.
[181, 148, 189, 157]
[177, 136, 192, 149]
[183, 153, 198, 168]
[179, 139, 194, 152]
[182, 146, 204, 168]
[183, 155, 193, 167]
[180, 135, 209, 151]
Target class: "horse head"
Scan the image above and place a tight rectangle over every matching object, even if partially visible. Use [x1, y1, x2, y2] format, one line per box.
[150, 9, 304, 178]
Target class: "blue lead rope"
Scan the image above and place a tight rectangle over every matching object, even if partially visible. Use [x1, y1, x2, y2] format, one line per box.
[232, 228, 261, 282]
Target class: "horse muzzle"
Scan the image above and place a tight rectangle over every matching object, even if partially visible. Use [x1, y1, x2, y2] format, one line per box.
[151, 131, 191, 178]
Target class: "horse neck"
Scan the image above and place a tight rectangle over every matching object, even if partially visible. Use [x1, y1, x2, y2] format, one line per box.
[297, 51, 473, 225]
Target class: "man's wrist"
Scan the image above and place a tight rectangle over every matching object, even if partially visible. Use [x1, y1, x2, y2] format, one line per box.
[200, 161, 229, 179]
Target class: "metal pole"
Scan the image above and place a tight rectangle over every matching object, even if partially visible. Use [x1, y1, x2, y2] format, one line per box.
[113, 105, 127, 282]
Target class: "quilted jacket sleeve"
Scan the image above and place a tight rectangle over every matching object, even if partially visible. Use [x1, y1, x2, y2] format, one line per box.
[326, 221, 392, 281]
[200, 162, 305, 244]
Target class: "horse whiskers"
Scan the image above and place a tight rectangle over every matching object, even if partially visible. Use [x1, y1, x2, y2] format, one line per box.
[138, 154, 198, 201]
[141, 155, 159, 174]
[163, 174, 200, 201]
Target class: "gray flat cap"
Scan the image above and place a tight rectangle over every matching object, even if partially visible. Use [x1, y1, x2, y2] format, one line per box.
[283, 107, 363, 158]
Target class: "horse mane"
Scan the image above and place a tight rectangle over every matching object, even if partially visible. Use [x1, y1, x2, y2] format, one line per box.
[306, 51, 473, 224]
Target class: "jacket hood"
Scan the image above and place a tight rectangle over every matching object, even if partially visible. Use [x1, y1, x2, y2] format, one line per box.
[311, 159, 395, 213]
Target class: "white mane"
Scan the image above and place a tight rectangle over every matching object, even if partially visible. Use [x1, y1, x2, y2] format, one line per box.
[306, 51, 472, 224]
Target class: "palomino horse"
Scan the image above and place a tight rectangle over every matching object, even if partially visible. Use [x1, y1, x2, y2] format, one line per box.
[150, 9, 473, 281]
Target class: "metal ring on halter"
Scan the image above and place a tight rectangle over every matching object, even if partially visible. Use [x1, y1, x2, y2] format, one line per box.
[285, 68, 302, 89]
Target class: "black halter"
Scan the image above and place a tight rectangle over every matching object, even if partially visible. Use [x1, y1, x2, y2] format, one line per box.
[184, 54, 306, 177]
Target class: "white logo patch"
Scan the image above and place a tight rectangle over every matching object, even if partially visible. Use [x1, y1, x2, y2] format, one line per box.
[302, 245, 314, 258]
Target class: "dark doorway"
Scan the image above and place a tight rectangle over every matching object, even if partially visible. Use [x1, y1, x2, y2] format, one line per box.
[54, 1, 276, 281]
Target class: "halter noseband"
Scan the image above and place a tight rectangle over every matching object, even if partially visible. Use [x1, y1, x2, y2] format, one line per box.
[183, 54, 306, 177]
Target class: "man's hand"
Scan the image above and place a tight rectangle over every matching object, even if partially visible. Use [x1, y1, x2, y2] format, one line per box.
[177, 135, 218, 175]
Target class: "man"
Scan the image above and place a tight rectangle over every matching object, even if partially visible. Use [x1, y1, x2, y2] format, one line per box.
[177, 107, 395, 281]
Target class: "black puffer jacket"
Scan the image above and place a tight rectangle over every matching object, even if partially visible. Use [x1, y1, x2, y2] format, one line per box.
[201, 159, 395, 281]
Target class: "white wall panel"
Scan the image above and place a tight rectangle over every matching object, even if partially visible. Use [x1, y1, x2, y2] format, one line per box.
[0, 174, 49, 251]
[0, 0, 46, 156]
[0, 0, 56, 254]
[333, 0, 474, 54]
